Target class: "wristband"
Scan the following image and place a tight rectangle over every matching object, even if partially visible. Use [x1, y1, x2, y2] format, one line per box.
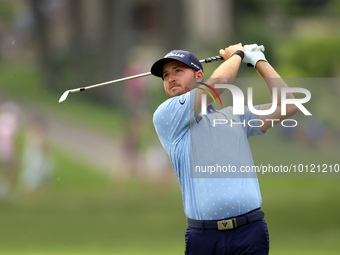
[232, 50, 244, 60]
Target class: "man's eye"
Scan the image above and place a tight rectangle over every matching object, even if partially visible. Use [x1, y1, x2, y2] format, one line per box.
[175, 69, 182, 73]
[163, 73, 169, 79]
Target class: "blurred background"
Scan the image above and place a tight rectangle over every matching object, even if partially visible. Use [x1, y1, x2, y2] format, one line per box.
[0, 0, 339, 254]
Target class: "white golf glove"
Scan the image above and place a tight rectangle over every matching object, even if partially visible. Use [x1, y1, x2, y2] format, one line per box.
[243, 44, 267, 68]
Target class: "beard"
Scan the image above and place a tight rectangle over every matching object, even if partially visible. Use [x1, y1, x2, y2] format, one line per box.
[166, 86, 190, 98]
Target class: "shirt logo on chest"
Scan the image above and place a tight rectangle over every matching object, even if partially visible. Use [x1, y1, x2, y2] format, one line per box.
[179, 94, 186, 105]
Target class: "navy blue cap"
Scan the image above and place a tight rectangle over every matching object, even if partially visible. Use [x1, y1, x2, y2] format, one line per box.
[151, 50, 203, 78]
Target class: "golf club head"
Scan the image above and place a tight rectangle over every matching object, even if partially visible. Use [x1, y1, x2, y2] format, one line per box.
[59, 90, 70, 104]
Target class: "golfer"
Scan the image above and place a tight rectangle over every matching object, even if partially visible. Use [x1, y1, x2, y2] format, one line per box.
[151, 44, 298, 255]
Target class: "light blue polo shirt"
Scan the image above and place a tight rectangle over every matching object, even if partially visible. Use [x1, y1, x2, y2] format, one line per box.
[153, 89, 266, 220]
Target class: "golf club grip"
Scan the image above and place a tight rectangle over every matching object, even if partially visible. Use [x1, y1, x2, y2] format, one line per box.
[201, 45, 265, 64]
[200, 56, 224, 63]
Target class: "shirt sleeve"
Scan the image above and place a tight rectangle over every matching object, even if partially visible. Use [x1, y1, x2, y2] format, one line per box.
[241, 105, 266, 137]
[153, 91, 195, 150]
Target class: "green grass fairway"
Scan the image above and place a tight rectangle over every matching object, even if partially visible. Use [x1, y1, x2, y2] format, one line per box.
[1, 178, 339, 255]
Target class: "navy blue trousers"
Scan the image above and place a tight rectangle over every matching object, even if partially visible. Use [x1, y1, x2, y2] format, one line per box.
[185, 219, 269, 255]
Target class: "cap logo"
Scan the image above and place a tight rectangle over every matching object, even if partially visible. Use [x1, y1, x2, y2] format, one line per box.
[164, 52, 185, 58]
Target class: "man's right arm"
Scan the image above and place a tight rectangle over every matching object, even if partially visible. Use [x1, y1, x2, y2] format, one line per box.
[194, 44, 244, 115]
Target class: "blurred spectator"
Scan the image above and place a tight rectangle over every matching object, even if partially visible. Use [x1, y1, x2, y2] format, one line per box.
[20, 117, 53, 192]
[121, 53, 148, 178]
[123, 60, 148, 115]
[120, 117, 141, 178]
[0, 101, 20, 199]
[304, 116, 325, 144]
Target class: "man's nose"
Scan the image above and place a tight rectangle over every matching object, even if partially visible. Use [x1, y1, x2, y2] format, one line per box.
[169, 73, 176, 82]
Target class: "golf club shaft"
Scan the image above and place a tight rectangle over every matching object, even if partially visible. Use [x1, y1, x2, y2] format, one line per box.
[84, 55, 224, 89]
[58, 55, 224, 103]
[58, 45, 265, 103]
[83, 71, 152, 91]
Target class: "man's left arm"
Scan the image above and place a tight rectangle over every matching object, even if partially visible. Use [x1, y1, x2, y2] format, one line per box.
[255, 61, 298, 131]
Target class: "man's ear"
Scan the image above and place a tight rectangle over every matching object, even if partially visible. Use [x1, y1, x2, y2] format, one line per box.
[195, 70, 204, 82]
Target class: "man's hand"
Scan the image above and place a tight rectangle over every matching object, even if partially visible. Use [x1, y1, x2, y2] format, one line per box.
[219, 44, 244, 60]
[243, 44, 267, 68]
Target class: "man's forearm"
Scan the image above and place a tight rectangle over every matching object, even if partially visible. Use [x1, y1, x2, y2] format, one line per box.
[256, 60, 298, 131]
[194, 45, 244, 115]
[205, 54, 243, 93]
[255, 61, 295, 104]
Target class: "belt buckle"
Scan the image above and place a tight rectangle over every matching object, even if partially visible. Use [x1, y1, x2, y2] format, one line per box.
[217, 218, 237, 230]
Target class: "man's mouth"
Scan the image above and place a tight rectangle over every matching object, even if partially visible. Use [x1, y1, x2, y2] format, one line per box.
[170, 84, 181, 90]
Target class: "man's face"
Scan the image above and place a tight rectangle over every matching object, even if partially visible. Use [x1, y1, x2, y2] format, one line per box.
[162, 61, 202, 98]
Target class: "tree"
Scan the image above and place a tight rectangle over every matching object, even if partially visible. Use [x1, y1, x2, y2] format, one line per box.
[30, 0, 57, 91]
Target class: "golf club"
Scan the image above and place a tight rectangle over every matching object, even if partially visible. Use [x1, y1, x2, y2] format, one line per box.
[58, 45, 265, 104]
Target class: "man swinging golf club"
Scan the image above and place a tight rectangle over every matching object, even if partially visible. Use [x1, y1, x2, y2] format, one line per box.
[151, 44, 298, 255]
